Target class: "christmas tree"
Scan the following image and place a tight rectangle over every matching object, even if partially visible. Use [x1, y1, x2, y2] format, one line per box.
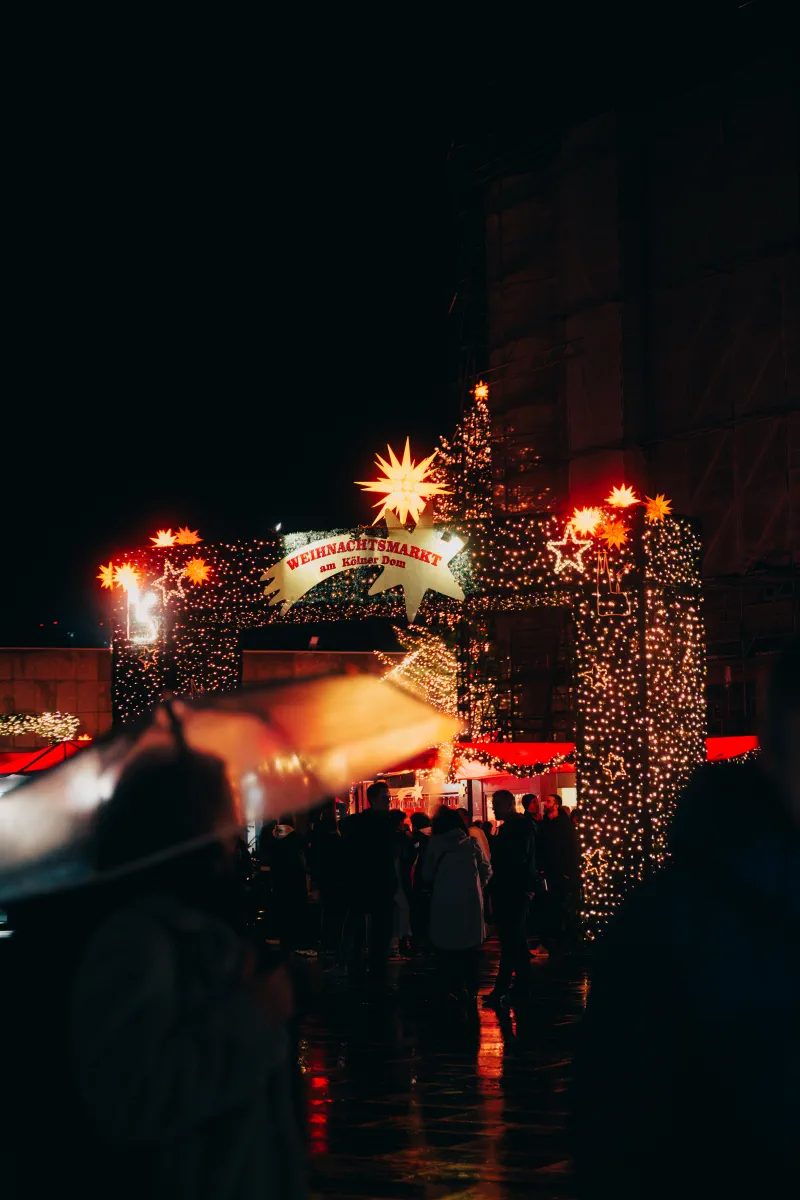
[376, 626, 457, 718]
[433, 381, 492, 522]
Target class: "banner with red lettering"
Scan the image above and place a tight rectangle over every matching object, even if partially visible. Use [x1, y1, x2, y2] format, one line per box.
[261, 519, 466, 622]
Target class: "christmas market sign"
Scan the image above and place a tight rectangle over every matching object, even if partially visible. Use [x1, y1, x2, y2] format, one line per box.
[261, 514, 466, 622]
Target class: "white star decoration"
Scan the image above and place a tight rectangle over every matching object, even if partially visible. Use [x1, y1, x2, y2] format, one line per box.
[368, 513, 465, 622]
[578, 661, 611, 692]
[155, 559, 186, 604]
[601, 753, 627, 782]
[547, 525, 593, 575]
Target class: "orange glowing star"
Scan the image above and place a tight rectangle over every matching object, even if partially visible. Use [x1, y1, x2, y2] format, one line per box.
[113, 562, 140, 593]
[474, 380, 489, 401]
[356, 438, 450, 525]
[570, 507, 604, 536]
[184, 556, 211, 586]
[606, 484, 639, 508]
[76, 734, 92, 742]
[645, 493, 673, 523]
[151, 529, 176, 547]
[175, 526, 202, 545]
[97, 561, 115, 590]
[602, 520, 628, 550]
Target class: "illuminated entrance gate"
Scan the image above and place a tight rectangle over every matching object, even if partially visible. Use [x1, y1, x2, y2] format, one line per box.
[107, 503, 702, 934]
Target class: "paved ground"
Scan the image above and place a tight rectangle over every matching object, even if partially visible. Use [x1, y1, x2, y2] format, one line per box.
[297, 941, 590, 1200]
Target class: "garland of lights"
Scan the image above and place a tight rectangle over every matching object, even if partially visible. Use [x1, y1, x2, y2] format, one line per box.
[0, 712, 81, 742]
[453, 748, 576, 779]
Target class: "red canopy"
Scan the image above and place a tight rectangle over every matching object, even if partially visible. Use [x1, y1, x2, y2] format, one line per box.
[0, 741, 86, 775]
[385, 736, 759, 777]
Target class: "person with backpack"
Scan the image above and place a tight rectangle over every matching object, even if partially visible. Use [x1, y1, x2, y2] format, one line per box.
[422, 805, 492, 1024]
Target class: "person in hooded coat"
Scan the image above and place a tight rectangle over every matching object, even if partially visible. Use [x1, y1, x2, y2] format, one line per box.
[2, 746, 306, 1200]
[422, 806, 492, 1009]
[573, 641, 800, 1198]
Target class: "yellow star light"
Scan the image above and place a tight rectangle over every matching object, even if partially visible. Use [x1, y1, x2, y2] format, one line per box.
[356, 438, 450, 525]
[97, 561, 115, 589]
[547, 524, 593, 575]
[113, 562, 140, 593]
[474, 380, 489, 400]
[175, 526, 202, 545]
[606, 484, 639, 508]
[185, 556, 211, 586]
[570, 507, 604, 536]
[602, 520, 628, 550]
[151, 529, 176, 547]
[645, 494, 673, 523]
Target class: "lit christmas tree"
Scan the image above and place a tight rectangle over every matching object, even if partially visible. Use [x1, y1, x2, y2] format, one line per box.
[433, 380, 492, 521]
[376, 626, 458, 717]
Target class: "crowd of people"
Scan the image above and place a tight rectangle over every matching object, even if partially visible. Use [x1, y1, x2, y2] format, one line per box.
[4, 637, 798, 1196]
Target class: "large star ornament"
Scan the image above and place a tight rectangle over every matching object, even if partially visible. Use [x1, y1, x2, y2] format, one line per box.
[368, 513, 466, 622]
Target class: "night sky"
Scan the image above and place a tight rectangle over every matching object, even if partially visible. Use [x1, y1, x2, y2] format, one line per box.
[2, 3, 777, 649]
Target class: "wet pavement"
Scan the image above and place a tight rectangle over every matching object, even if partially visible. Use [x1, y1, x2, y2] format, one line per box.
[296, 942, 589, 1199]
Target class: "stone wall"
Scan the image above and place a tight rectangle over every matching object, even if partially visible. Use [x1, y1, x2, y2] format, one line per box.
[0, 648, 113, 747]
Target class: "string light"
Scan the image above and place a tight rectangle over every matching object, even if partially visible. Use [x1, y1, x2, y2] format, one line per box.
[0, 712, 81, 742]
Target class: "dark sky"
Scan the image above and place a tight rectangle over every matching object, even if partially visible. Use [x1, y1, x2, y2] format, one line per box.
[2, 2, 779, 647]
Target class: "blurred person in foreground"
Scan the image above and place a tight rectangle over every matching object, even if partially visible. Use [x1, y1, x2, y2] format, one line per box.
[3, 747, 305, 1200]
[423, 805, 491, 1028]
[334, 780, 397, 991]
[483, 790, 539, 1007]
[574, 641, 800, 1198]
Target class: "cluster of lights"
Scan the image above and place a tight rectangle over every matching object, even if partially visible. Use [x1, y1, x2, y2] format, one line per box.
[564, 496, 704, 937]
[376, 626, 458, 718]
[0, 711, 81, 743]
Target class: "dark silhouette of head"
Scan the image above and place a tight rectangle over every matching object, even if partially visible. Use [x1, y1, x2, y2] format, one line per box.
[366, 780, 391, 811]
[431, 805, 464, 836]
[456, 807, 470, 832]
[492, 790, 516, 821]
[387, 808, 407, 831]
[410, 811, 431, 833]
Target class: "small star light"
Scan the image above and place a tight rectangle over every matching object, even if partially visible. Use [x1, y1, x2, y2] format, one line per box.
[579, 661, 611, 692]
[356, 438, 450, 525]
[606, 484, 639, 508]
[185, 556, 211, 586]
[155, 559, 186, 603]
[601, 753, 627, 782]
[151, 529, 177, 547]
[97, 561, 115, 589]
[601, 520, 628, 550]
[645, 494, 673, 523]
[175, 526, 202, 545]
[474, 380, 489, 400]
[113, 562, 140, 593]
[570, 507, 604, 536]
[547, 524, 593, 575]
